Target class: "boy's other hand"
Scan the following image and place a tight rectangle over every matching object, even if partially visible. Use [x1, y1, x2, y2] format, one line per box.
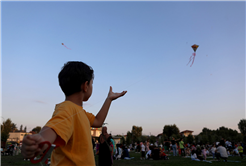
[21, 134, 45, 159]
[107, 86, 127, 101]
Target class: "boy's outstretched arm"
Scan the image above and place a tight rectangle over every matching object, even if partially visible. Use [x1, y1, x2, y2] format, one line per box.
[21, 127, 63, 158]
[92, 86, 127, 128]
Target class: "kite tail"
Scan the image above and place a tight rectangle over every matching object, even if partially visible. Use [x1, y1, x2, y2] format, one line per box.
[64, 45, 72, 50]
[190, 55, 196, 67]
[187, 55, 193, 66]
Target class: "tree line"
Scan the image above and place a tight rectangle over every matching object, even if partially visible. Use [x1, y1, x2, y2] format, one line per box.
[123, 119, 246, 145]
[1, 118, 245, 146]
[1, 118, 42, 143]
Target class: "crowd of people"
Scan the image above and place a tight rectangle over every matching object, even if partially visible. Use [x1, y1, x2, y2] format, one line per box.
[1, 143, 20, 156]
[94, 127, 136, 166]
[133, 140, 169, 160]
[161, 138, 245, 162]
[94, 133, 245, 165]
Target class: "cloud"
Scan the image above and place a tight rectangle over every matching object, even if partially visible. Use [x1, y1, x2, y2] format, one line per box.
[33, 100, 47, 104]
[83, 103, 94, 107]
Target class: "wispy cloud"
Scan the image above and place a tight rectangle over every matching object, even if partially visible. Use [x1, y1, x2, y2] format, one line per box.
[83, 103, 93, 107]
[33, 100, 47, 104]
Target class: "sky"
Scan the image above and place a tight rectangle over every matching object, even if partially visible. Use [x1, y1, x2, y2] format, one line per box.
[1, 1, 245, 136]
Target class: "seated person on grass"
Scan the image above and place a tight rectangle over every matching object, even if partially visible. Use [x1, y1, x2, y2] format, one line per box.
[152, 146, 161, 160]
[201, 147, 207, 160]
[191, 150, 200, 161]
[146, 145, 154, 160]
[195, 146, 204, 161]
[121, 146, 129, 159]
[160, 148, 169, 160]
[121, 146, 134, 160]
[215, 143, 228, 162]
[232, 147, 239, 156]
[185, 147, 191, 156]
[115, 144, 122, 160]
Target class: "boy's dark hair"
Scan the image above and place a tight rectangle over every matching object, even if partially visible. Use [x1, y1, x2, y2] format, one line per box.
[58, 61, 94, 96]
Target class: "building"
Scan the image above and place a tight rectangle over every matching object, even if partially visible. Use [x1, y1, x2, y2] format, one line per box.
[157, 133, 162, 140]
[180, 130, 193, 137]
[7, 131, 32, 143]
[112, 136, 122, 144]
[91, 127, 102, 137]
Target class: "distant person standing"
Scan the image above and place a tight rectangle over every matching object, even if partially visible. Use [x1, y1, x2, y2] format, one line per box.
[211, 144, 217, 159]
[140, 142, 145, 160]
[146, 139, 150, 153]
[98, 127, 113, 166]
[165, 139, 170, 153]
[179, 138, 185, 156]
[171, 138, 178, 156]
[238, 143, 244, 159]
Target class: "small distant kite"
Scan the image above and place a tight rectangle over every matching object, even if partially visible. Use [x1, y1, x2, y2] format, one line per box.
[61, 43, 71, 50]
[187, 44, 199, 67]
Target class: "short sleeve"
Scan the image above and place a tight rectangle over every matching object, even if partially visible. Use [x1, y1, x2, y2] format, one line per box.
[45, 108, 73, 144]
[84, 111, 95, 126]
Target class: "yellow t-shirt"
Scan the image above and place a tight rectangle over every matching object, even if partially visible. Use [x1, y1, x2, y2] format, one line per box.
[45, 101, 95, 166]
[238, 146, 243, 153]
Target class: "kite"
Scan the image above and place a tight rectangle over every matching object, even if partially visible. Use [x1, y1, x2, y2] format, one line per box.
[30, 141, 57, 165]
[187, 44, 199, 67]
[61, 43, 71, 50]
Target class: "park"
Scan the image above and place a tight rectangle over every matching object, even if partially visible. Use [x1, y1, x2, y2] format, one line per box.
[1, 119, 246, 165]
[1, 1, 245, 166]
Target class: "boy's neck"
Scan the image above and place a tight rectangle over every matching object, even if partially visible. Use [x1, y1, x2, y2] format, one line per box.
[65, 93, 84, 107]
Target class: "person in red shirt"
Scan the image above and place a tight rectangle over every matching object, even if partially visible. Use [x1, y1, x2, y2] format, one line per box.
[160, 148, 169, 160]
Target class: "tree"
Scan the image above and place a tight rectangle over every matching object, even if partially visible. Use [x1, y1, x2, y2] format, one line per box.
[3, 119, 15, 133]
[163, 124, 180, 139]
[32, 126, 42, 133]
[238, 119, 246, 136]
[131, 126, 142, 142]
[11, 123, 18, 132]
[159, 134, 167, 144]
[24, 126, 27, 132]
[20, 125, 23, 131]
[149, 135, 156, 144]
[186, 134, 194, 144]
[1, 132, 9, 142]
[140, 135, 148, 143]
[120, 136, 126, 144]
[197, 126, 242, 143]
[243, 135, 246, 143]
[126, 131, 132, 145]
[1, 118, 13, 143]
[201, 135, 208, 144]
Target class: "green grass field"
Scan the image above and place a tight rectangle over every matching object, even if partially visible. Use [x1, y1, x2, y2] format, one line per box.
[1, 152, 245, 166]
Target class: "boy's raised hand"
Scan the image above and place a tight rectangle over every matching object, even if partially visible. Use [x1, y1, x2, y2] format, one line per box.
[21, 134, 45, 158]
[107, 86, 127, 101]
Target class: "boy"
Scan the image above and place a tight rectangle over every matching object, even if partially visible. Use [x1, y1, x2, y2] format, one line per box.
[21, 61, 127, 165]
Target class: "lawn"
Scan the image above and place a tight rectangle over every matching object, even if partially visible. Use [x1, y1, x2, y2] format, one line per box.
[1, 152, 245, 166]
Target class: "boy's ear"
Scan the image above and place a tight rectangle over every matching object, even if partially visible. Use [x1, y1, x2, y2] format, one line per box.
[81, 81, 89, 92]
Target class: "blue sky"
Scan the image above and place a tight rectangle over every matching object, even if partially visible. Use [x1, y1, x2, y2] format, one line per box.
[1, 1, 245, 136]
